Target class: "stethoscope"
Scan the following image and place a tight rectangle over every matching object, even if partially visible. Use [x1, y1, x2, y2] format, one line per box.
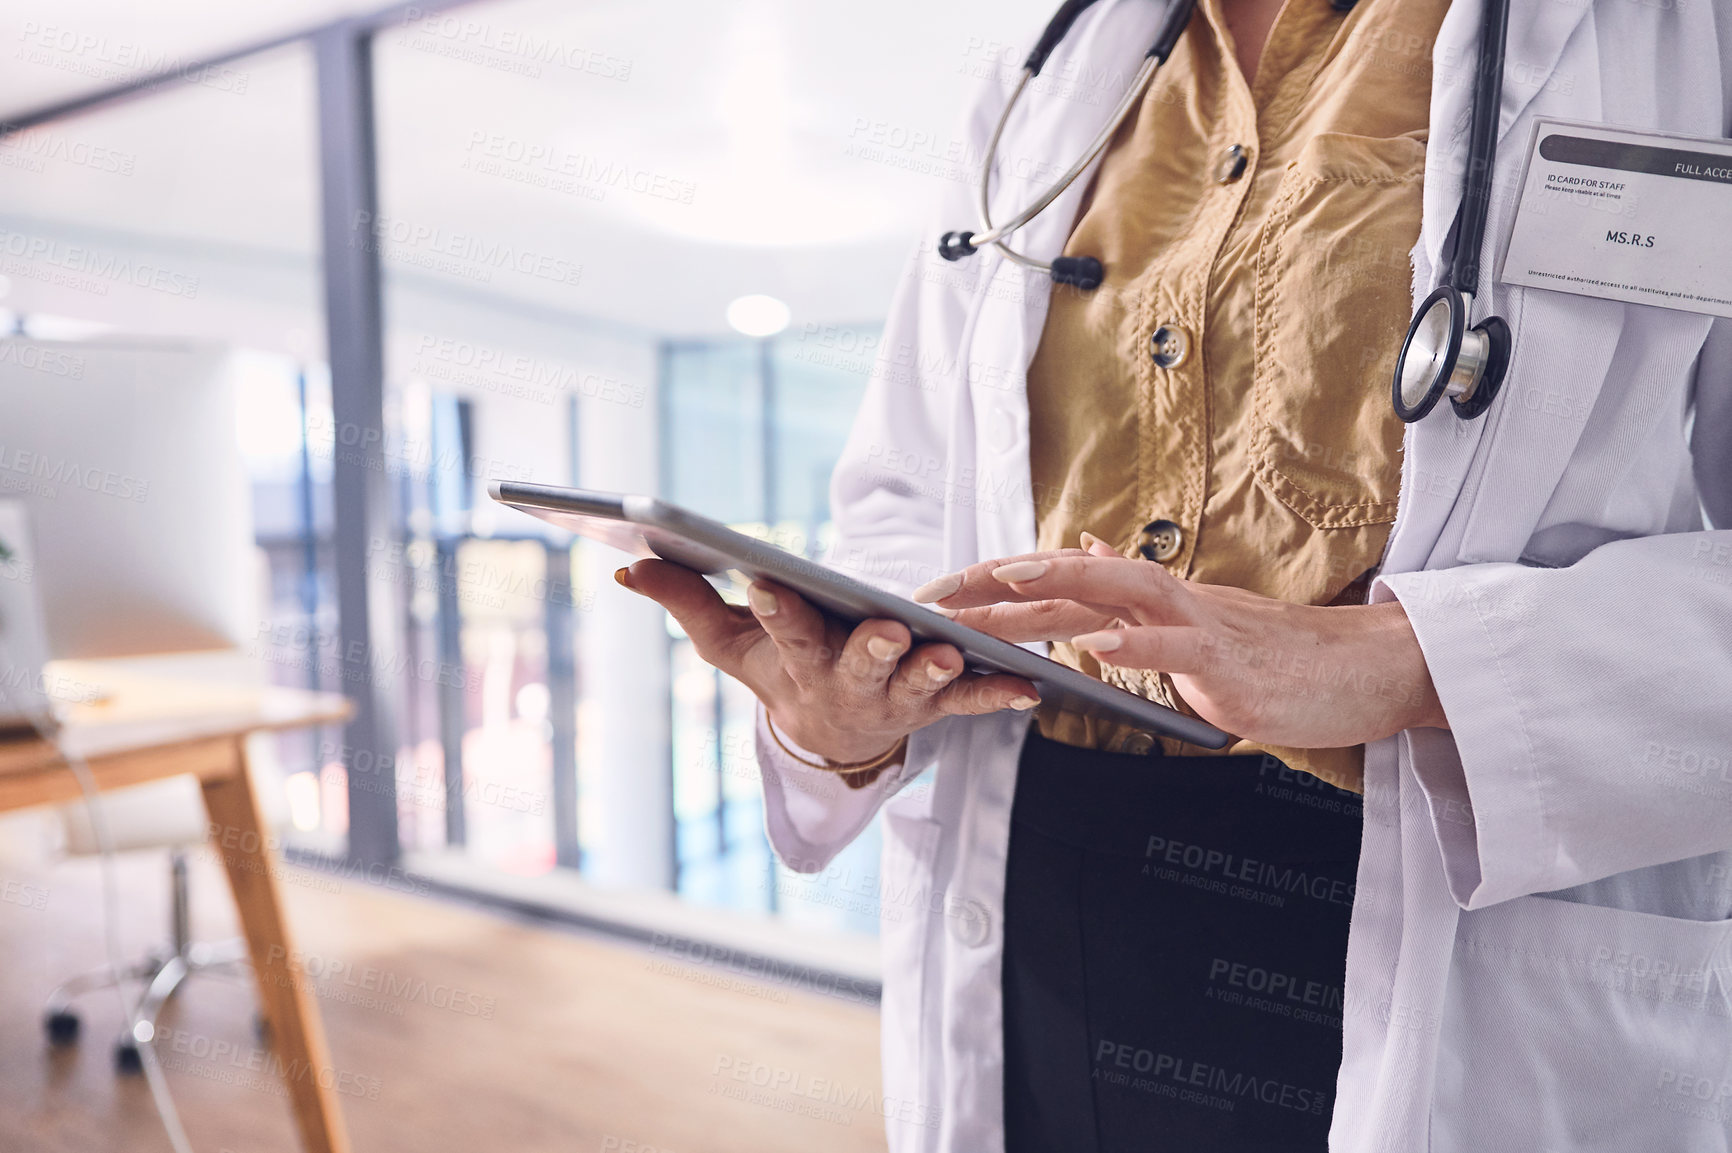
[938, 0, 1514, 423]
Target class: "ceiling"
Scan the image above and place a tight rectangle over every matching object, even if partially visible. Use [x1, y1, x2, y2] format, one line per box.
[0, 0, 388, 116]
[0, 0, 1054, 340]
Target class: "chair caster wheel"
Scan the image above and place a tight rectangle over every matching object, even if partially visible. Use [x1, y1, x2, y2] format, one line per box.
[44, 1009, 80, 1046]
[114, 1041, 144, 1075]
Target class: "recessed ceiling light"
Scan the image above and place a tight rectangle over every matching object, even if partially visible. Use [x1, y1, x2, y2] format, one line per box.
[726, 294, 790, 337]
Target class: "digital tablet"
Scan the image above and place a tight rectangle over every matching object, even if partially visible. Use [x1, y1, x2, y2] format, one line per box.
[489, 481, 1231, 749]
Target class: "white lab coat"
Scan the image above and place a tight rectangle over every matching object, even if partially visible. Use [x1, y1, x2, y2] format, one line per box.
[754, 1, 1732, 1149]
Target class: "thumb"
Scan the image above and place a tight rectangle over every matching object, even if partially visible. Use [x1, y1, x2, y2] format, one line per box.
[618, 559, 760, 671]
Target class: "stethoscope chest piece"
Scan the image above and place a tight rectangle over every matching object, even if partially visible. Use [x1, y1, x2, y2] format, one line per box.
[1391, 0, 1513, 424]
[1392, 285, 1511, 422]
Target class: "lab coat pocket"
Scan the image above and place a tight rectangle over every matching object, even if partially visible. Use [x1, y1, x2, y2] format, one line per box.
[1252, 132, 1427, 530]
[1432, 893, 1732, 1153]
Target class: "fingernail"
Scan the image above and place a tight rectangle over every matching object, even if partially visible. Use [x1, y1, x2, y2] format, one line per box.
[613, 567, 633, 589]
[1079, 532, 1117, 557]
[867, 636, 902, 661]
[1006, 695, 1040, 711]
[924, 660, 957, 686]
[1071, 630, 1122, 653]
[746, 585, 778, 616]
[912, 573, 962, 603]
[991, 560, 1048, 583]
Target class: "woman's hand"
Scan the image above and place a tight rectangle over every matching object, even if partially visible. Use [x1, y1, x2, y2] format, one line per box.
[913, 542, 1447, 749]
[616, 559, 1041, 766]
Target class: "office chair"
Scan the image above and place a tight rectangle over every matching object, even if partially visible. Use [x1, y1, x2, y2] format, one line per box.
[43, 736, 289, 1072]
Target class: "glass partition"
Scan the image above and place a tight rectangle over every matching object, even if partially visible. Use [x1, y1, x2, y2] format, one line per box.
[0, 0, 1050, 943]
[662, 331, 876, 926]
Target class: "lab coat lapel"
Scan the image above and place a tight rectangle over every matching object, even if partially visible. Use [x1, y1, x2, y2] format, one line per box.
[961, 0, 1168, 565]
[1439, 0, 1724, 565]
[1392, 0, 1603, 571]
[1451, 292, 1625, 564]
[1445, 0, 1615, 565]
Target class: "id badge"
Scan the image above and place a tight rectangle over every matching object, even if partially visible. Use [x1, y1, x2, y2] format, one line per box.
[1499, 118, 1732, 319]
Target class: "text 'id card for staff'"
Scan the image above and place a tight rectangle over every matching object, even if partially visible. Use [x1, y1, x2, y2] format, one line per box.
[1499, 118, 1732, 320]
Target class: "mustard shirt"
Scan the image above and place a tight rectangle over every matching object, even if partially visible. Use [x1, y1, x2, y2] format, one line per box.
[1027, 0, 1449, 791]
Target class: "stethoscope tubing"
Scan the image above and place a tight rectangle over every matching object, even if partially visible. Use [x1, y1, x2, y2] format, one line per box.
[1446, 0, 1511, 294]
[949, 0, 1515, 423]
[953, 0, 1196, 273]
[970, 55, 1163, 263]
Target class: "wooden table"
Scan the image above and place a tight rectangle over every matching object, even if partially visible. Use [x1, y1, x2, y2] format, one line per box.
[0, 658, 355, 1153]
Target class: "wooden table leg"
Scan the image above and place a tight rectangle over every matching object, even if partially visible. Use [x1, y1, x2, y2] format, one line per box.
[201, 737, 352, 1153]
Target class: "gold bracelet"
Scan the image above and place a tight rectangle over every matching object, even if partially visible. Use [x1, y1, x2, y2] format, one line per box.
[765, 715, 906, 776]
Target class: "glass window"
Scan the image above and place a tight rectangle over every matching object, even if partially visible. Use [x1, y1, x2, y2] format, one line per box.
[662, 327, 878, 927]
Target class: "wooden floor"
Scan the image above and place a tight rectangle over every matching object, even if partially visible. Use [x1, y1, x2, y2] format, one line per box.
[0, 843, 887, 1153]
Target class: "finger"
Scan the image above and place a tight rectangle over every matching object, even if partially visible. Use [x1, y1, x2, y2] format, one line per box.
[619, 560, 759, 670]
[932, 673, 1041, 717]
[1079, 533, 1119, 558]
[742, 578, 838, 683]
[834, 618, 913, 688]
[1070, 625, 1214, 675]
[886, 641, 965, 703]
[945, 554, 1199, 626]
[946, 599, 1114, 643]
[911, 549, 1083, 606]
[913, 530, 1123, 607]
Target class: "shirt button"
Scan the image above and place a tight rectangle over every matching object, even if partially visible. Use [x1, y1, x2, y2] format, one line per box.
[1215, 143, 1250, 184]
[1149, 324, 1192, 369]
[1137, 519, 1183, 563]
[1120, 730, 1157, 756]
[945, 896, 992, 947]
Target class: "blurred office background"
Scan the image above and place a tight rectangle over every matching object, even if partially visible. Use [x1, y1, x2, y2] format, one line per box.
[0, 2, 1059, 1146]
[0, 0, 1052, 960]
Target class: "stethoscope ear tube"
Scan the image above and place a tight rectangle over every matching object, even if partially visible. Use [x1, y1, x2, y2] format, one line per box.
[1144, 0, 1195, 61]
[936, 0, 1197, 287]
[1446, 0, 1511, 298]
[1024, 0, 1105, 74]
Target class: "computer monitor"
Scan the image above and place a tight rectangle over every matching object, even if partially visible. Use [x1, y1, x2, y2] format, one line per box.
[0, 500, 54, 733]
[0, 337, 255, 659]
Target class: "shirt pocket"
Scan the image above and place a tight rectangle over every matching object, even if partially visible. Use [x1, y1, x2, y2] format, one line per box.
[1251, 131, 1427, 529]
[1431, 893, 1732, 1152]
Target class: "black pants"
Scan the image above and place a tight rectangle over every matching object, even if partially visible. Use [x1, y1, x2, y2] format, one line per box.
[1002, 730, 1363, 1153]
